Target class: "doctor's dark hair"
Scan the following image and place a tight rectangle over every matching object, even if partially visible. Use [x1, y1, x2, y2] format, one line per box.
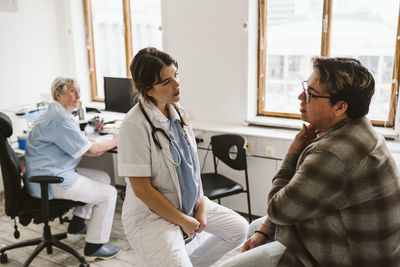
[312, 57, 375, 119]
[130, 47, 187, 125]
[130, 47, 178, 103]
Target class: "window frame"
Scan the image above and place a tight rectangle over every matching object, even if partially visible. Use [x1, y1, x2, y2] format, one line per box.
[257, 0, 400, 127]
[83, 0, 133, 102]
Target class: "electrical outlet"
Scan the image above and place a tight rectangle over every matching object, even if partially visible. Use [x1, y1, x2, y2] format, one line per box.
[195, 136, 204, 144]
[265, 146, 275, 157]
[246, 141, 253, 153]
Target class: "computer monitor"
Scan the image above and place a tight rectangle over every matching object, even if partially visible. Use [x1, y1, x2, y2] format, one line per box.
[104, 77, 137, 113]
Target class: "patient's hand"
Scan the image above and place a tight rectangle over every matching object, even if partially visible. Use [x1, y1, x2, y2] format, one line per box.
[242, 233, 268, 252]
[288, 123, 317, 155]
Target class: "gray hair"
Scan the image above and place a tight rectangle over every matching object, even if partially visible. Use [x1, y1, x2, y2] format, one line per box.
[51, 77, 77, 100]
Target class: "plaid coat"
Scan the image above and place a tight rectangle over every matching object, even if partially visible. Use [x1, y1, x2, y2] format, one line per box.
[265, 116, 400, 267]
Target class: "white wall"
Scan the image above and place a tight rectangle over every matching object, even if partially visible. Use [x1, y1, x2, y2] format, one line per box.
[162, 0, 256, 125]
[0, 0, 255, 126]
[0, 0, 90, 110]
[0, 0, 91, 193]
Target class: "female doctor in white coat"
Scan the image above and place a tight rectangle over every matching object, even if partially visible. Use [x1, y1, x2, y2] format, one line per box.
[118, 47, 249, 267]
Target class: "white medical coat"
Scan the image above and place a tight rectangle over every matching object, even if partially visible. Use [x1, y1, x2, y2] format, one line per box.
[118, 100, 249, 267]
[118, 100, 201, 232]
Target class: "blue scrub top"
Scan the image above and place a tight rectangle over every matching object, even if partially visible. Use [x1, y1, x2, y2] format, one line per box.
[24, 102, 92, 199]
[169, 119, 200, 216]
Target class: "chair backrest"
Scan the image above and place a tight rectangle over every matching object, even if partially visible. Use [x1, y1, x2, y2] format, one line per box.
[0, 112, 27, 218]
[210, 134, 247, 171]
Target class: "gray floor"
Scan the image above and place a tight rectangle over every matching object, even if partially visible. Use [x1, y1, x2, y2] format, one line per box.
[0, 197, 240, 266]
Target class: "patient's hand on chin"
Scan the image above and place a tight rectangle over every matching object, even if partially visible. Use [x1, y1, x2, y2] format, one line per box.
[289, 123, 317, 155]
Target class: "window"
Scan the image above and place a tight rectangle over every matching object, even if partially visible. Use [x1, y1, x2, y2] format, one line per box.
[84, 0, 162, 101]
[258, 0, 400, 126]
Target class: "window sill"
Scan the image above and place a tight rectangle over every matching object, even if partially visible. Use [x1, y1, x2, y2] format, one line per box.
[192, 120, 298, 142]
[247, 116, 303, 130]
[248, 115, 398, 140]
[192, 116, 398, 143]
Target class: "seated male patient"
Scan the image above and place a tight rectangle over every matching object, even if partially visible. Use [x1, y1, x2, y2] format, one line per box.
[23, 77, 120, 261]
[221, 57, 400, 267]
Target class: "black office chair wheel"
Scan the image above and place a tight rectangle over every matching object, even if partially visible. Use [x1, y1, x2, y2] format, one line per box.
[0, 253, 8, 264]
[13, 225, 20, 239]
[79, 262, 89, 267]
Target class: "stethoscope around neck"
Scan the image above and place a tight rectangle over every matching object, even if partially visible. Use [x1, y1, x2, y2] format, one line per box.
[139, 101, 186, 166]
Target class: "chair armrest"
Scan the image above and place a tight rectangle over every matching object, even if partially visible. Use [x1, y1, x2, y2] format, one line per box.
[29, 175, 64, 223]
[29, 175, 64, 184]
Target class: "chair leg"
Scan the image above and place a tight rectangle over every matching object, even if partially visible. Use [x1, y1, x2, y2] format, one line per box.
[23, 235, 88, 266]
[1, 232, 84, 266]
[218, 198, 221, 204]
[53, 232, 67, 240]
[51, 238, 87, 264]
[0, 237, 42, 253]
[246, 192, 252, 223]
[23, 240, 47, 267]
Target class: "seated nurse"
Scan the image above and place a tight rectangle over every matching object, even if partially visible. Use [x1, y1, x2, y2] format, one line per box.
[117, 47, 249, 267]
[24, 77, 120, 261]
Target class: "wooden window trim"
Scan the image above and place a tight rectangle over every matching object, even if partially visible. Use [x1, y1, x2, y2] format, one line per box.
[257, 0, 400, 127]
[257, 0, 267, 117]
[123, 0, 133, 78]
[83, 0, 101, 102]
[383, 7, 400, 128]
[83, 0, 133, 102]
[320, 0, 332, 57]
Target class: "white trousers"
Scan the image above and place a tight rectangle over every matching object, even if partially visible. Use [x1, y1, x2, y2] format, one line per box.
[218, 216, 286, 267]
[53, 167, 117, 244]
[125, 198, 249, 267]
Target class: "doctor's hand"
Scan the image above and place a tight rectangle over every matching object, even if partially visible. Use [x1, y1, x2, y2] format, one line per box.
[194, 208, 207, 233]
[194, 198, 207, 233]
[181, 215, 200, 238]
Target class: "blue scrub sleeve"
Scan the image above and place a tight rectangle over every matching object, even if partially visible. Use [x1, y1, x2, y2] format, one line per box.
[53, 116, 90, 158]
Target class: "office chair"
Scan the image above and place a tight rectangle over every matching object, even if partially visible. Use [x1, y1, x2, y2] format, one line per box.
[201, 134, 252, 222]
[0, 112, 89, 267]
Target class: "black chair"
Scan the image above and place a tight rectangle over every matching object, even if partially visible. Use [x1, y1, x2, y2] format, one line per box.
[201, 134, 252, 222]
[0, 112, 89, 267]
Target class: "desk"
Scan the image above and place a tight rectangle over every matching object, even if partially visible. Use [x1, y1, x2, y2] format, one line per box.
[76, 110, 126, 186]
[90, 110, 126, 123]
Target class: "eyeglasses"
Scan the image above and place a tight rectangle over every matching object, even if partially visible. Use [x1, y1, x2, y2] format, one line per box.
[67, 87, 80, 96]
[301, 81, 330, 104]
